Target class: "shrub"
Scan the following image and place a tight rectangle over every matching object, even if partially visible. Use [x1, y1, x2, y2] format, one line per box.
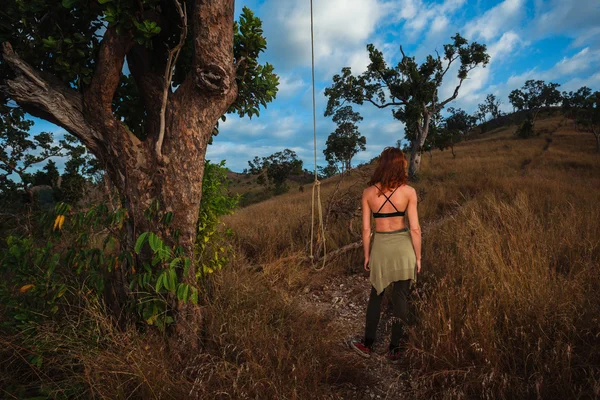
[516, 117, 535, 138]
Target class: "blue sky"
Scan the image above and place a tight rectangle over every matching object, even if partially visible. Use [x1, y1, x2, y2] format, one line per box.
[27, 0, 600, 173]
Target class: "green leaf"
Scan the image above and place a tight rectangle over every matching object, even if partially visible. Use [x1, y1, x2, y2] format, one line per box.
[148, 233, 162, 252]
[169, 257, 181, 269]
[156, 273, 165, 292]
[167, 269, 177, 292]
[190, 287, 198, 305]
[183, 258, 191, 276]
[98, 0, 113, 3]
[135, 232, 149, 254]
[182, 284, 190, 303]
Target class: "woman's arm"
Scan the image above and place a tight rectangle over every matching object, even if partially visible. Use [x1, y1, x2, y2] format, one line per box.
[406, 187, 422, 272]
[361, 188, 372, 271]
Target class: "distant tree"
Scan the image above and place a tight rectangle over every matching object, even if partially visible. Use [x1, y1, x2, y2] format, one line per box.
[509, 80, 561, 138]
[484, 94, 503, 120]
[562, 87, 593, 117]
[0, 106, 64, 200]
[508, 80, 561, 122]
[59, 134, 99, 203]
[477, 103, 488, 123]
[324, 106, 366, 174]
[436, 107, 478, 156]
[317, 163, 338, 179]
[248, 149, 303, 194]
[324, 33, 489, 177]
[562, 88, 600, 152]
[30, 159, 60, 188]
[508, 90, 525, 113]
[445, 107, 477, 134]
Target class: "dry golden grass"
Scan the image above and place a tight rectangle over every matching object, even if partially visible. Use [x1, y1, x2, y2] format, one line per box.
[227, 115, 600, 398]
[3, 115, 598, 399]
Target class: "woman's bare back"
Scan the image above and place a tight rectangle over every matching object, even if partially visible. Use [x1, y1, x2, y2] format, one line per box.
[364, 184, 416, 232]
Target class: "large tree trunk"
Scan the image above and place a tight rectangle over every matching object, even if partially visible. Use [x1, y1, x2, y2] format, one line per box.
[408, 113, 431, 178]
[1, 0, 238, 357]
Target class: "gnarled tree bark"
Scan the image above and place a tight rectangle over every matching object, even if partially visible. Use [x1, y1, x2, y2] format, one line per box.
[1, 0, 239, 355]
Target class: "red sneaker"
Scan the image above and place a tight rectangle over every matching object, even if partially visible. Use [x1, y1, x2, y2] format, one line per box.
[349, 339, 372, 358]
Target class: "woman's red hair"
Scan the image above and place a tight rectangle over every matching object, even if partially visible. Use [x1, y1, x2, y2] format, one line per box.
[368, 147, 408, 193]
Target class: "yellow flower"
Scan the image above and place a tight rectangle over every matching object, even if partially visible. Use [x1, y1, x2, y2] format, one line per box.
[53, 215, 65, 231]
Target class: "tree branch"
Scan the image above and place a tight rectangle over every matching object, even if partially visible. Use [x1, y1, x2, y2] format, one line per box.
[156, 0, 187, 163]
[127, 45, 164, 138]
[366, 98, 406, 109]
[1, 42, 102, 153]
[437, 77, 465, 111]
[0, 153, 26, 178]
[84, 26, 133, 116]
[188, 0, 236, 100]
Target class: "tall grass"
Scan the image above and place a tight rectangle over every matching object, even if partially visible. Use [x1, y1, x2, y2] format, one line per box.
[3, 115, 598, 398]
[228, 115, 600, 398]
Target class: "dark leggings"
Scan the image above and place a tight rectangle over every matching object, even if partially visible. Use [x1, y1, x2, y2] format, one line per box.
[364, 280, 411, 351]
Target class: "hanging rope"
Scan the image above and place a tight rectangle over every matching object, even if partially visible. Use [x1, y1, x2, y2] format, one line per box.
[309, 0, 326, 271]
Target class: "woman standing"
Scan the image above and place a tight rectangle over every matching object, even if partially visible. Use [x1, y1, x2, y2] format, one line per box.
[350, 147, 422, 363]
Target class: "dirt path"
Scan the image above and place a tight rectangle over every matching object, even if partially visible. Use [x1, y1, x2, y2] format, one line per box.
[300, 272, 415, 399]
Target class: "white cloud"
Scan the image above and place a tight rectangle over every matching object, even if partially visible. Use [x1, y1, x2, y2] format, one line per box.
[561, 72, 600, 93]
[532, 0, 600, 43]
[390, 0, 466, 41]
[206, 142, 311, 171]
[277, 74, 307, 98]
[465, 0, 524, 41]
[506, 47, 600, 87]
[220, 115, 267, 137]
[487, 31, 523, 60]
[261, 0, 386, 72]
[553, 48, 600, 77]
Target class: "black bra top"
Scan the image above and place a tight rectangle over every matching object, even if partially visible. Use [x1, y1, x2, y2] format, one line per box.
[372, 185, 407, 219]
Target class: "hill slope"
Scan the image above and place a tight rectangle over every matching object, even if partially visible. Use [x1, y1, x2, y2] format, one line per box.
[222, 113, 600, 398]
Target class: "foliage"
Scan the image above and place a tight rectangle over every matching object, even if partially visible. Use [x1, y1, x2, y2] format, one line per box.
[0, 202, 123, 334]
[508, 80, 561, 119]
[516, 116, 535, 138]
[248, 149, 303, 194]
[508, 80, 561, 137]
[324, 106, 366, 173]
[562, 87, 600, 152]
[231, 8, 279, 119]
[561, 86, 592, 112]
[433, 107, 477, 157]
[0, 200, 200, 338]
[476, 103, 488, 123]
[1, 159, 240, 346]
[0, 105, 61, 194]
[318, 163, 338, 179]
[1, 104, 99, 208]
[479, 93, 503, 121]
[0, 1, 277, 142]
[196, 160, 239, 276]
[324, 33, 489, 175]
[445, 107, 477, 135]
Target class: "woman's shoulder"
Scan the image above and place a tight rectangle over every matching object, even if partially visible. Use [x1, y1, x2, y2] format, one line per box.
[363, 184, 378, 195]
[400, 183, 416, 192]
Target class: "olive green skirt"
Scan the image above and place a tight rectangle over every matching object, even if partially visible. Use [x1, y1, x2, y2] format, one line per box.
[369, 228, 417, 295]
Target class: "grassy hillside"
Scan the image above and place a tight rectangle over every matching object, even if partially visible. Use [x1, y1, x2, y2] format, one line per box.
[222, 113, 600, 398]
[2, 114, 598, 399]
